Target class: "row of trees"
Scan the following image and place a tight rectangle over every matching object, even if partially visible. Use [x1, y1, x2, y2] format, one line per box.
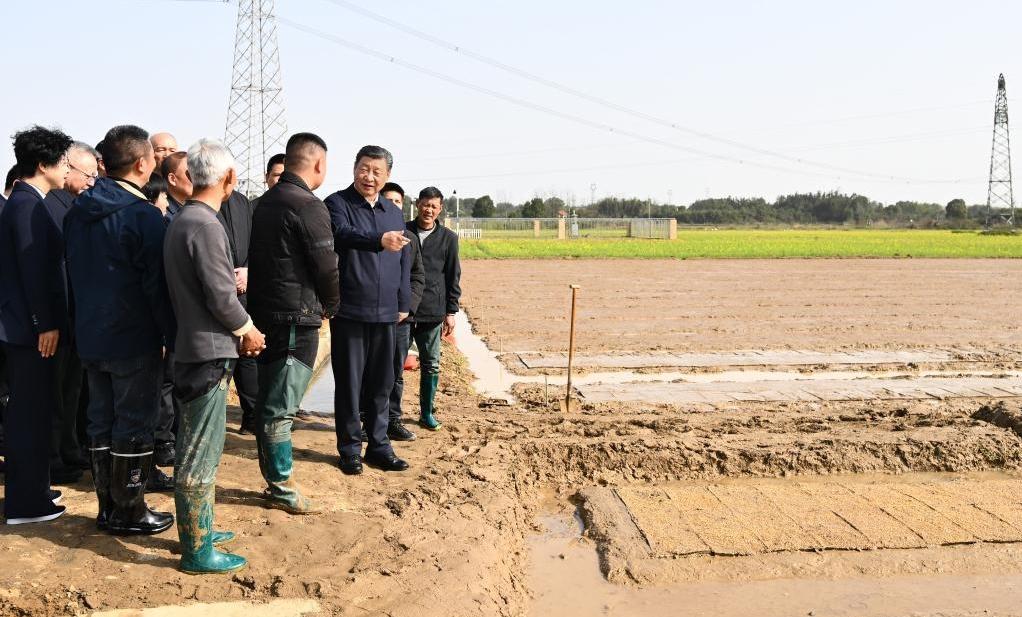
[452, 192, 1004, 226]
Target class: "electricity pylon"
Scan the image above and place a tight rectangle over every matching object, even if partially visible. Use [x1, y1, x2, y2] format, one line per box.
[224, 0, 287, 198]
[986, 73, 1014, 226]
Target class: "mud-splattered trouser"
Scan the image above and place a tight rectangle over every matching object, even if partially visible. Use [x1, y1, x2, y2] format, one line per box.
[255, 324, 318, 511]
[173, 359, 235, 560]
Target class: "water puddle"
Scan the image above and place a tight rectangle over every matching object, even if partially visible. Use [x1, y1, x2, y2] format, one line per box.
[529, 508, 1022, 617]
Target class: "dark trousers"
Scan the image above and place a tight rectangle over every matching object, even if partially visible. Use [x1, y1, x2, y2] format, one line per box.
[330, 318, 395, 458]
[1, 343, 55, 519]
[387, 321, 412, 422]
[411, 322, 443, 377]
[50, 343, 83, 466]
[155, 352, 179, 445]
[231, 356, 258, 425]
[83, 351, 162, 451]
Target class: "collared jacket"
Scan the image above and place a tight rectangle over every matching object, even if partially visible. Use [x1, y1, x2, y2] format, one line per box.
[64, 177, 176, 360]
[0, 182, 69, 346]
[248, 171, 340, 327]
[324, 185, 411, 323]
[407, 220, 461, 324]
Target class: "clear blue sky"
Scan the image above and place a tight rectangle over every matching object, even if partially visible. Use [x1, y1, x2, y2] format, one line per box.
[0, 0, 1018, 206]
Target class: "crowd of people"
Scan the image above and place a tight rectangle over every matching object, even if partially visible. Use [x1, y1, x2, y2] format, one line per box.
[0, 124, 462, 574]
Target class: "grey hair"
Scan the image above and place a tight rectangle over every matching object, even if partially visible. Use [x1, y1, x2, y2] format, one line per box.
[68, 141, 100, 161]
[355, 145, 393, 171]
[187, 138, 235, 189]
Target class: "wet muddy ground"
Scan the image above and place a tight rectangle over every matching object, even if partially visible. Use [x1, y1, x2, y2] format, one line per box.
[3, 258, 1022, 616]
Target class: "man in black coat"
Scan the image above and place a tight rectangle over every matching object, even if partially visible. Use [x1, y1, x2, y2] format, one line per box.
[405, 187, 461, 431]
[64, 125, 176, 536]
[0, 125, 73, 525]
[248, 133, 339, 513]
[41, 142, 100, 483]
[324, 145, 412, 475]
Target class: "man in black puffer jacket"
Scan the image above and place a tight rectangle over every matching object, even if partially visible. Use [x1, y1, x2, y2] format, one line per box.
[247, 133, 339, 513]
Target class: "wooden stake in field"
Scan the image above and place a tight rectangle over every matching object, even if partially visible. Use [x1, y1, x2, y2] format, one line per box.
[563, 284, 581, 413]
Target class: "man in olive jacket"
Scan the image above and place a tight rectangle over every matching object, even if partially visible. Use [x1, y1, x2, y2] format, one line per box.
[247, 133, 339, 513]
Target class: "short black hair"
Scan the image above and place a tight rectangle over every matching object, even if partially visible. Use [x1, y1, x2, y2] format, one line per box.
[101, 125, 151, 177]
[5, 165, 18, 191]
[355, 145, 393, 171]
[417, 186, 444, 202]
[285, 133, 326, 155]
[266, 152, 286, 174]
[141, 172, 167, 203]
[284, 133, 327, 171]
[381, 182, 404, 198]
[12, 125, 73, 178]
[160, 150, 188, 178]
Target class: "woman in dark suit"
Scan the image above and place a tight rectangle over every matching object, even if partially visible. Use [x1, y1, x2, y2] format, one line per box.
[0, 126, 72, 525]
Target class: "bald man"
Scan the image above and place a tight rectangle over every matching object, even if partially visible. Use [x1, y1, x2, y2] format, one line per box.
[150, 133, 178, 169]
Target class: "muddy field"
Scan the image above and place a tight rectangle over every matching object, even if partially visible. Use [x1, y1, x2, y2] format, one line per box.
[3, 258, 1022, 617]
[460, 259, 1022, 354]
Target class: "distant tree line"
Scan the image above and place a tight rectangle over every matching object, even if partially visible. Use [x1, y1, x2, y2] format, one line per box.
[447, 192, 1004, 227]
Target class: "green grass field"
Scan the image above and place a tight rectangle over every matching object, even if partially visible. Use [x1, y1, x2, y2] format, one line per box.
[459, 230, 1022, 259]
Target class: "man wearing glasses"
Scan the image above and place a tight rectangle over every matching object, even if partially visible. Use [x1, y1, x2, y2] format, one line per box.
[42, 142, 100, 485]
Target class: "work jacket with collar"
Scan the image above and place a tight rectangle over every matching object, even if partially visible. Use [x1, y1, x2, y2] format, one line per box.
[406, 219, 461, 324]
[247, 171, 340, 327]
[324, 185, 410, 323]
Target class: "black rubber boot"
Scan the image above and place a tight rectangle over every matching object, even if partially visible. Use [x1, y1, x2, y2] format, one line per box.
[89, 442, 112, 530]
[107, 443, 174, 535]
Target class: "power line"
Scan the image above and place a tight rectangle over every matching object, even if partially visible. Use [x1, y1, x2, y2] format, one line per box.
[316, 0, 978, 184]
[276, 16, 976, 186]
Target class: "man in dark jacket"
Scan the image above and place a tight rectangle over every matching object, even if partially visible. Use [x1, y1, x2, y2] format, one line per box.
[41, 142, 99, 483]
[379, 182, 424, 441]
[248, 133, 339, 512]
[64, 125, 176, 536]
[324, 145, 412, 475]
[406, 187, 462, 430]
[0, 126, 72, 525]
[218, 187, 260, 435]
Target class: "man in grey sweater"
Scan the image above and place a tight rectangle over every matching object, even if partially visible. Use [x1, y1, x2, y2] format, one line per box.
[164, 138, 265, 574]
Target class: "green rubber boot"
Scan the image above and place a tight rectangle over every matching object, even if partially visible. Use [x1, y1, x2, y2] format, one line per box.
[419, 374, 442, 431]
[176, 485, 247, 574]
[212, 530, 235, 545]
[257, 436, 319, 515]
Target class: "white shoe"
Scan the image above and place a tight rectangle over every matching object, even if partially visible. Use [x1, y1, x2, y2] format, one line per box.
[6, 505, 66, 525]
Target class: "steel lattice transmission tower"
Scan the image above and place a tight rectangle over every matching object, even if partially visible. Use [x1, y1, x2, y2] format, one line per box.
[986, 73, 1014, 226]
[224, 0, 287, 198]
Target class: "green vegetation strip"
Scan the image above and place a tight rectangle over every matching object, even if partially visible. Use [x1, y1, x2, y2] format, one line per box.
[459, 230, 1022, 259]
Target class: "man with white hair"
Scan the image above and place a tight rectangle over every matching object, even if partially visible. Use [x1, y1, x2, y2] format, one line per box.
[150, 132, 178, 169]
[163, 138, 265, 574]
[42, 142, 101, 484]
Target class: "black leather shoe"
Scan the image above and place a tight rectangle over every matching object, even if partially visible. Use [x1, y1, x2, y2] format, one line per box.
[154, 442, 175, 467]
[51, 465, 83, 485]
[359, 428, 368, 443]
[148, 466, 174, 492]
[363, 452, 409, 472]
[49, 489, 62, 505]
[338, 455, 363, 476]
[387, 422, 416, 442]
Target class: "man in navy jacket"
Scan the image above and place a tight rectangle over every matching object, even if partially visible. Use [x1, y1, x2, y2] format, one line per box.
[64, 125, 176, 536]
[324, 145, 412, 475]
[0, 125, 73, 525]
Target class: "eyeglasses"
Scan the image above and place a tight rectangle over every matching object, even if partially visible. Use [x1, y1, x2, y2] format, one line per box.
[69, 163, 98, 183]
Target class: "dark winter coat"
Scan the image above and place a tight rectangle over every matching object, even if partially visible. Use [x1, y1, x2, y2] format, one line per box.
[406, 220, 461, 323]
[247, 172, 340, 327]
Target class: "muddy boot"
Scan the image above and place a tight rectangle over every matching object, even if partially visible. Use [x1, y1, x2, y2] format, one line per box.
[418, 374, 442, 431]
[107, 443, 174, 536]
[258, 434, 319, 515]
[89, 442, 112, 530]
[148, 463, 175, 493]
[176, 484, 246, 574]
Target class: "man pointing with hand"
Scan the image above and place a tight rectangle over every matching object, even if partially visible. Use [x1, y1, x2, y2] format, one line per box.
[325, 145, 412, 476]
